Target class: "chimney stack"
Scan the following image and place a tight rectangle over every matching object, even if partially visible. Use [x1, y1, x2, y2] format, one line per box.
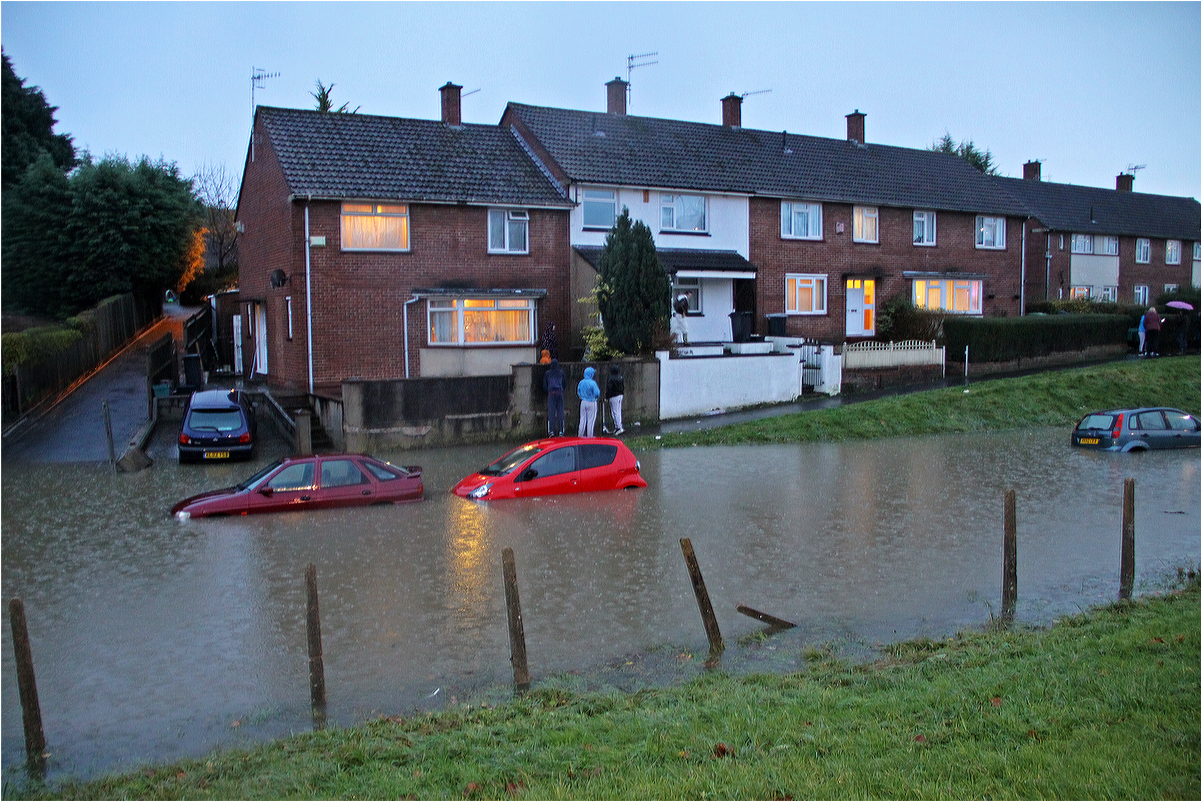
[1116, 172, 1134, 192]
[721, 93, 742, 128]
[1023, 160, 1042, 181]
[606, 77, 628, 115]
[846, 109, 865, 144]
[439, 82, 462, 126]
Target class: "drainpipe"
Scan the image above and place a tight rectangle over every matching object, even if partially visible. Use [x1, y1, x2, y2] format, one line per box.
[403, 294, 421, 379]
[1045, 233, 1052, 301]
[304, 203, 315, 394]
[1020, 219, 1027, 316]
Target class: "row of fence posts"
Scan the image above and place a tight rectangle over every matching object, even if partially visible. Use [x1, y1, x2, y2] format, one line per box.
[6, 479, 1148, 778]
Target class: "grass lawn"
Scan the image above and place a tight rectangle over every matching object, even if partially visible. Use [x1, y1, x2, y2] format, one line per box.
[22, 578, 1198, 800]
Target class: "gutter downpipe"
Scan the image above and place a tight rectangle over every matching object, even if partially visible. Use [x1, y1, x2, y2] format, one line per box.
[305, 202, 315, 394]
[1045, 233, 1052, 302]
[1020, 219, 1027, 316]
[403, 295, 421, 379]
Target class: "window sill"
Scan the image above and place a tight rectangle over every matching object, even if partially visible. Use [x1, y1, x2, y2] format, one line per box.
[913, 242, 937, 248]
[853, 239, 880, 245]
[581, 226, 615, 232]
[974, 245, 1006, 251]
[785, 311, 828, 316]
[342, 248, 412, 253]
[487, 250, 531, 256]
[659, 230, 711, 237]
[780, 236, 824, 242]
[426, 342, 537, 348]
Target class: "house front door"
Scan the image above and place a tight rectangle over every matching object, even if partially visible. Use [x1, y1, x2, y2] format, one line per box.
[252, 302, 269, 375]
[845, 278, 876, 337]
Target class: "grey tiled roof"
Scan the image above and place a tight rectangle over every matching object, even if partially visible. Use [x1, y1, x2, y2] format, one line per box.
[257, 106, 571, 207]
[996, 176, 1200, 241]
[574, 245, 755, 273]
[506, 104, 1029, 216]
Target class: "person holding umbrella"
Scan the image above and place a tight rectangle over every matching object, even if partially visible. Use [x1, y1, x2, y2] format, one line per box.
[1167, 300, 1195, 355]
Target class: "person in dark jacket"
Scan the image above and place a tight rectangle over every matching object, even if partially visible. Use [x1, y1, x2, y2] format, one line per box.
[542, 359, 566, 436]
[1143, 307, 1163, 357]
[605, 364, 625, 435]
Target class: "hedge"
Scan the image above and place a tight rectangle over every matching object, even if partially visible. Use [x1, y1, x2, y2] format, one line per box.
[1, 326, 84, 374]
[943, 314, 1130, 363]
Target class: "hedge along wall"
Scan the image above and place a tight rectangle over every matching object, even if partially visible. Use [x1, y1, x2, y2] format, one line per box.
[943, 314, 1130, 364]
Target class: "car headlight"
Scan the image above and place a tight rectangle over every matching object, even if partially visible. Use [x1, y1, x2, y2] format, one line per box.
[175, 511, 191, 521]
[467, 483, 492, 500]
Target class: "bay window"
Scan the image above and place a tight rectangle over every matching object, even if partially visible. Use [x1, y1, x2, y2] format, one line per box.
[427, 297, 536, 345]
[661, 193, 707, 232]
[975, 216, 1005, 249]
[341, 202, 410, 250]
[913, 210, 936, 245]
[786, 274, 827, 314]
[853, 206, 879, 243]
[913, 278, 982, 314]
[488, 209, 529, 253]
[781, 201, 822, 240]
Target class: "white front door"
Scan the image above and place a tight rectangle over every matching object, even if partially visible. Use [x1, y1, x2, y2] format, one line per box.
[252, 302, 268, 375]
[232, 315, 243, 374]
[845, 278, 876, 337]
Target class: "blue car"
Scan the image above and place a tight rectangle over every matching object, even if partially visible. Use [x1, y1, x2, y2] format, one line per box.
[178, 389, 257, 463]
[1072, 407, 1201, 452]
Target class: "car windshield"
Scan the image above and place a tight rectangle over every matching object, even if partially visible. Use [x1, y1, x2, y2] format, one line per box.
[479, 444, 542, 476]
[1077, 414, 1115, 431]
[236, 459, 285, 491]
[188, 408, 244, 432]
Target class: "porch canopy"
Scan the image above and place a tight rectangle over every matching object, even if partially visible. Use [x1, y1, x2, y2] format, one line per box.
[573, 246, 756, 279]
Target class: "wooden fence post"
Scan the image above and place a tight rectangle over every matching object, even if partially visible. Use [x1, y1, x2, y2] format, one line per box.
[1001, 489, 1018, 623]
[1120, 478, 1135, 600]
[502, 548, 531, 689]
[103, 400, 117, 471]
[680, 538, 724, 655]
[304, 564, 327, 729]
[8, 598, 46, 771]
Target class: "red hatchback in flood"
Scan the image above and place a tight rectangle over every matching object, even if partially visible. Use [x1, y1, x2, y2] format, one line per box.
[453, 437, 647, 501]
[172, 454, 422, 519]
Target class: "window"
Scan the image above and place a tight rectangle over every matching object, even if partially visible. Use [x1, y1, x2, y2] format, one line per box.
[661, 194, 706, 232]
[488, 209, 529, 253]
[427, 297, 536, 345]
[913, 278, 982, 314]
[1099, 286, 1118, 302]
[579, 444, 618, 470]
[976, 216, 1005, 249]
[1069, 286, 1092, 300]
[781, 201, 822, 240]
[913, 211, 936, 246]
[1164, 283, 1179, 293]
[1136, 238, 1151, 263]
[1070, 234, 1093, 254]
[1194, 242, 1200, 260]
[364, 460, 409, 481]
[853, 206, 879, 243]
[785, 274, 827, 315]
[341, 202, 409, 250]
[1166, 240, 1181, 264]
[582, 188, 617, 229]
[320, 459, 369, 488]
[1166, 411, 1200, 432]
[672, 276, 701, 313]
[268, 462, 315, 491]
[1099, 236, 1118, 255]
[522, 446, 576, 480]
[1134, 285, 1149, 305]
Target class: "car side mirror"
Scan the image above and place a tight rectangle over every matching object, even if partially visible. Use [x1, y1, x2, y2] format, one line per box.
[520, 469, 538, 482]
[259, 487, 274, 497]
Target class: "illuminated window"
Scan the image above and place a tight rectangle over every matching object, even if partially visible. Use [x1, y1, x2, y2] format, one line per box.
[913, 211, 936, 246]
[1136, 238, 1151, 263]
[427, 297, 535, 346]
[913, 278, 982, 314]
[1069, 286, 1092, 300]
[341, 202, 409, 250]
[582, 188, 617, 229]
[781, 201, 822, 239]
[976, 216, 1005, 249]
[785, 274, 827, 315]
[1166, 240, 1181, 264]
[661, 194, 707, 232]
[853, 206, 879, 243]
[488, 209, 529, 254]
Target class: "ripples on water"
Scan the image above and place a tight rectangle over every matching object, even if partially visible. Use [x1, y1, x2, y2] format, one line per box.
[2, 428, 1198, 781]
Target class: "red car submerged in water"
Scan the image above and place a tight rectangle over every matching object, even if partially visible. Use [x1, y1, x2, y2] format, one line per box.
[172, 453, 422, 519]
[453, 437, 647, 501]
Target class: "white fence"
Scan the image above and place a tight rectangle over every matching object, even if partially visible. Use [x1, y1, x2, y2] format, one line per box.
[842, 340, 945, 370]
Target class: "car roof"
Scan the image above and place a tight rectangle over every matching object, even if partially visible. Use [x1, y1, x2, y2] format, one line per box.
[188, 389, 244, 408]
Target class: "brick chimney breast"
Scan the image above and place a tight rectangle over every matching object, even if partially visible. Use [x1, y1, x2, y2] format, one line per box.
[606, 77, 628, 115]
[721, 93, 742, 128]
[1023, 160, 1042, 181]
[846, 109, 865, 143]
[1116, 173, 1134, 192]
[439, 82, 462, 126]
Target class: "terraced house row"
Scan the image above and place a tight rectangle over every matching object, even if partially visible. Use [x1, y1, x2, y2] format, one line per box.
[235, 78, 1200, 390]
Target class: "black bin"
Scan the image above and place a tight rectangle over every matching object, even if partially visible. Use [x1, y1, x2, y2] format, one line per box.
[729, 311, 752, 343]
[766, 313, 787, 336]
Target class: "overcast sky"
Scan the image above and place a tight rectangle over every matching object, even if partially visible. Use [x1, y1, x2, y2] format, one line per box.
[2, 1, 1199, 199]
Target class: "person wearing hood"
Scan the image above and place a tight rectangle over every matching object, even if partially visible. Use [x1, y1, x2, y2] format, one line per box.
[543, 358, 566, 437]
[605, 364, 625, 435]
[577, 366, 601, 437]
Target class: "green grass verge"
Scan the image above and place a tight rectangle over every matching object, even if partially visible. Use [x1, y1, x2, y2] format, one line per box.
[22, 579, 1200, 800]
[627, 355, 1201, 450]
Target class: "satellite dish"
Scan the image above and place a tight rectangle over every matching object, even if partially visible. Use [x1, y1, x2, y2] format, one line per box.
[270, 269, 288, 288]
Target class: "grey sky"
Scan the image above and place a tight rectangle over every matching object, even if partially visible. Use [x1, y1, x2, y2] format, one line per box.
[2, 1, 1199, 199]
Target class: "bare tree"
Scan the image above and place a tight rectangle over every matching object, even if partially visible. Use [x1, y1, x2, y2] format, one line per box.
[192, 162, 239, 273]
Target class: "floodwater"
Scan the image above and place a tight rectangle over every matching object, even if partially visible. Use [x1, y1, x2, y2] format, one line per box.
[2, 427, 1199, 782]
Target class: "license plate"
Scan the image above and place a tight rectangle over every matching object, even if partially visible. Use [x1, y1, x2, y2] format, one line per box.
[204, 451, 230, 459]
[1078, 438, 1099, 445]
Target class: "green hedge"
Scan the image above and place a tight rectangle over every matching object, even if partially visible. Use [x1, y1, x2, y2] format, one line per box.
[943, 314, 1129, 363]
[1, 326, 84, 374]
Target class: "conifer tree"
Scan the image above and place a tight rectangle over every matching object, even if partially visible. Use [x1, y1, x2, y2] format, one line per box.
[596, 209, 671, 355]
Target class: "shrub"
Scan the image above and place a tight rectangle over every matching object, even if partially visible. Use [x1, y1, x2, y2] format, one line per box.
[944, 314, 1129, 363]
[876, 295, 945, 342]
[2, 325, 83, 374]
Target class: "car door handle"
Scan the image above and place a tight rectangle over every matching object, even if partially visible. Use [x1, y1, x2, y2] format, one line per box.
[300, 495, 310, 501]
[361, 489, 371, 495]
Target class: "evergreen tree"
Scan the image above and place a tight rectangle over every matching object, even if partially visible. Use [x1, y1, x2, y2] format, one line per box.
[596, 210, 671, 355]
[931, 132, 997, 175]
[1, 153, 73, 314]
[2, 50, 75, 189]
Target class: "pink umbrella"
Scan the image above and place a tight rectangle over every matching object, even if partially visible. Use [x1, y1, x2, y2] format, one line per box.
[1166, 300, 1194, 310]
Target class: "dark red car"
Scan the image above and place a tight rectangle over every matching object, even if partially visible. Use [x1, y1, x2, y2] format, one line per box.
[453, 437, 647, 500]
[172, 454, 422, 519]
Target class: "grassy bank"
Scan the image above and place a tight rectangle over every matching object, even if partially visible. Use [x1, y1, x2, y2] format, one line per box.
[25, 579, 1200, 800]
[629, 355, 1200, 450]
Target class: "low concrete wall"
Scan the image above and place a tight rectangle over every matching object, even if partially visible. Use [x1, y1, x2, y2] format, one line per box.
[313, 393, 345, 451]
[513, 360, 660, 435]
[842, 364, 945, 393]
[657, 349, 801, 419]
[343, 375, 515, 450]
[951, 344, 1128, 378]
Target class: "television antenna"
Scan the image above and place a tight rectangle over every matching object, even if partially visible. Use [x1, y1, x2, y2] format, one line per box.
[251, 67, 281, 121]
[740, 89, 771, 99]
[462, 88, 481, 98]
[1125, 163, 1146, 175]
[626, 51, 658, 109]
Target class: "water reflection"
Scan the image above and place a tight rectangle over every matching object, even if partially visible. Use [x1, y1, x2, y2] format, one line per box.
[2, 428, 1198, 782]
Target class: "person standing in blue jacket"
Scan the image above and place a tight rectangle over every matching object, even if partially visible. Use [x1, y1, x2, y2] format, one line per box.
[543, 359, 566, 437]
[577, 366, 601, 437]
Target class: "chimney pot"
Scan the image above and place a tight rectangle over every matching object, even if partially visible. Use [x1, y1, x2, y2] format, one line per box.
[846, 109, 865, 143]
[1116, 173, 1134, 192]
[1023, 160, 1042, 181]
[721, 93, 742, 128]
[439, 81, 462, 126]
[606, 77, 628, 115]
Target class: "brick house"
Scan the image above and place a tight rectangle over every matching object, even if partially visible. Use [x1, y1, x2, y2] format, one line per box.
[999, 162, 1201, 305]
[235, 83, 572, 391]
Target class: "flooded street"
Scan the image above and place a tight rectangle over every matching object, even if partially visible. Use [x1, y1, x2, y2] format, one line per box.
[3, 427, 1199, 782]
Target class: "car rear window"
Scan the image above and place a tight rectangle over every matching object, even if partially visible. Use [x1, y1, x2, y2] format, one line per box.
[1077, 414, 1115, 431]
[187, 408, 245, 432]
[579, 444, 618, 470]
[364, 460, 409, 481]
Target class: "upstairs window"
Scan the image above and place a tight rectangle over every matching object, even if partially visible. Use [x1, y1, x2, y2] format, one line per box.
[427, 297, 536, 346]
[1099, 236, 1119, 255]
[488, 209, 529, 254]
[1071, 233, 1093, 254]
[913, 210, 937, 246]
[1136, 238, 1151, 263]
[781, 201, 822, 240]
[341, 203, 410, 251]
[582, 188, 617, 229]
[976, 216, 1005, 249]
[785, 274, 827, 315]
[1166, 240, 1182, 264]
[853, 206, 879, 243]
[661, 193, 706, 232]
